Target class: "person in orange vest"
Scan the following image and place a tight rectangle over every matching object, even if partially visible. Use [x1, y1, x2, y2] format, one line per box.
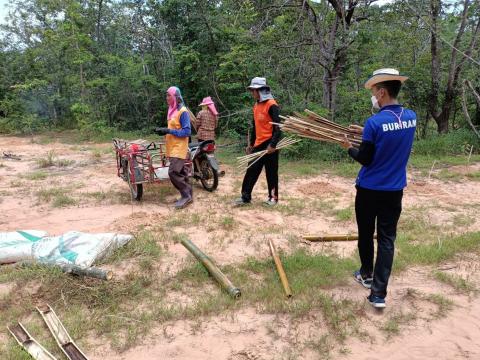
[155, 86, 193, 209]
[234, 77, 282, 206]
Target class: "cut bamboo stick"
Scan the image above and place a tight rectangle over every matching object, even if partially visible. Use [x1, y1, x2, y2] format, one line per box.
[180, 238, 241, 299]
[8, 323, 58, 360]
[278, 110, 362, 148]
[268, 239, 292, 298]
[37, 304, 90, 360]
[15, 261, 113, 281]
[303, 234, 377, 242]
[236, 137, 300, 171]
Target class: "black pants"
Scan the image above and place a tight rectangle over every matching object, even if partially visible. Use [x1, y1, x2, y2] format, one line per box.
[241, 140, 279, 202]
[168, 157, 192, 199]
[355, 186, 403, 298]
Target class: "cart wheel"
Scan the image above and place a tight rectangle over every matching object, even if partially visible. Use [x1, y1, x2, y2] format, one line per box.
[199, 158, 218, 192]
[128, 166, 143, 201]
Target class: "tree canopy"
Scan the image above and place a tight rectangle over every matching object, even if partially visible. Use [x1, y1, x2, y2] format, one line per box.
[0, 0, 479, 138]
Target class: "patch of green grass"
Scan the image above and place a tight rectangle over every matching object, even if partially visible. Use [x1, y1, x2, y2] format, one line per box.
[219, 215, 236, 230]
[9, 180, 25, 188]
[166, 217, 183, 227]
[105, 231, 163, 265]
[425, 293, 454, 319]
[36, 187, 69, 202]
[91, 149, 103, 162]
[452, 214, 475, 227]
[335, 206, 354, 221]
[274, 198, 307, 215]
[281, 159, 324, 177]
[398, 206, 440, 239]
[36, 150, 56, 168]
[83, 189, 131, 205]
[311, 198, 336, 215]
[22, 171, 48, 180]
[36, 150, 75, 168]
[433, 169, 463, 182]
[465, 171, 480, 181]
[381, 311, 416, 337]
[409, 154, 480, 171]
[328, 161, 360, 178]
[433, 271, 477, 294]
[55, 158, 75, 167]
[52, 194, 77, 208]
[394, 231, 480, 271]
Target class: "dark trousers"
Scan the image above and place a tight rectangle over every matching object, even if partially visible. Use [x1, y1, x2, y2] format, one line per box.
[355, 186, 403, 298]
[241, 141, 279, 202]
[168, 157, 192, 199]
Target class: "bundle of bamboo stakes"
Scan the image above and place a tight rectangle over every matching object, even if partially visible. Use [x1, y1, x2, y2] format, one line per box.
[275, 109, 362, 148]
[237, 136, 300, 171]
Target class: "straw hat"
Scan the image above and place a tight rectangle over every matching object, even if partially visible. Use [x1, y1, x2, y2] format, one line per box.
[364, 68, 408, 89]
[198, 96, 214, 106]
[247, 77, 270, 90]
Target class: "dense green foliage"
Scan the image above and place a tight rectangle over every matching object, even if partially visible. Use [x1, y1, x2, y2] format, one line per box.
[0, 0, 479, 147]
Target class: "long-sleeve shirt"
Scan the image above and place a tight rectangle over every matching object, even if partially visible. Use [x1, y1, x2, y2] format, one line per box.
[249, 104, 282, 148]
[196, 109, 218, 140]
[169, 110, 191, 138]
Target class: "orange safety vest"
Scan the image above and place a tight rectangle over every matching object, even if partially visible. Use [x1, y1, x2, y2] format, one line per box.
[166, 106, 189, 159]
[253, 99, 278, 147]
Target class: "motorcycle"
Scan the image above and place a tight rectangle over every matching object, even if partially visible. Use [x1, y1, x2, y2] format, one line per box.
[188, 140, 219, 192]
[113, 136, 219, 202]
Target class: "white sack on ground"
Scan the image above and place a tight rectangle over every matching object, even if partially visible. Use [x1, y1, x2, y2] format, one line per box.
[0, 231, 132, 266]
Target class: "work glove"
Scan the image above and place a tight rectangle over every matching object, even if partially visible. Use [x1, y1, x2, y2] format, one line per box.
[155, 127, 170, 136]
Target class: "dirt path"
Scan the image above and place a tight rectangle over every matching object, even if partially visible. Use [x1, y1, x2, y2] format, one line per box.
[1, 135, 479, 359]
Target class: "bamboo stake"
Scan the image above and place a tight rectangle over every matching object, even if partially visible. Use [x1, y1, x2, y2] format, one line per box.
[303, 234, 377, 242]
[268, 239, 292, 298]
[180, 238, 241, 299]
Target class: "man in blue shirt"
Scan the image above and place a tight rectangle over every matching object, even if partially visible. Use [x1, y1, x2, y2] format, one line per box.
[341, 68, 416, 308]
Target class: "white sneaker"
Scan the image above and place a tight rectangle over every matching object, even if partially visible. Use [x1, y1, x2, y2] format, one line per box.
[264, 198, 278, 206]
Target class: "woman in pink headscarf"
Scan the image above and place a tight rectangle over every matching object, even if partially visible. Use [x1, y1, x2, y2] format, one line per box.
[196, 96, 219, 142]
[155, 86, 192, 209]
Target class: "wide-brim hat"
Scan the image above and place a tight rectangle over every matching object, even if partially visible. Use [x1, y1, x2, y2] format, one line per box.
[199, 96, 214, 106]
[247, 77, 270, 90]
[364, 68, 408, 89]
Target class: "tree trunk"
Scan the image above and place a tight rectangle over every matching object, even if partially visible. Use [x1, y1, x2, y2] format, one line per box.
[429, 0, 441, 125]
[96, 0, 104, 42]
[475, 85, 480, 126]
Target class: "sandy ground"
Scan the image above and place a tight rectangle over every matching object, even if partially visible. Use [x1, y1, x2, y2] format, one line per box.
[1, 135, 480, 359]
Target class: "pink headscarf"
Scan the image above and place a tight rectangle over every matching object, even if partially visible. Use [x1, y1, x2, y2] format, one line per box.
[199, 96, 218, 117]
[167, 86, 184, 120]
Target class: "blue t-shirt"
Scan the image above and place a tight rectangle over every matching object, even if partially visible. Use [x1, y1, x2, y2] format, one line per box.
[356, 104, 416, 191]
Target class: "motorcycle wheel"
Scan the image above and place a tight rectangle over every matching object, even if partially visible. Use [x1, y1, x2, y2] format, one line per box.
[199, 158, 218, 192]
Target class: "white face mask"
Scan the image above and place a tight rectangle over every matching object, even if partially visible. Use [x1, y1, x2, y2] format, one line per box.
[371, 95, 380, 110]
[371, 90, 380, 110]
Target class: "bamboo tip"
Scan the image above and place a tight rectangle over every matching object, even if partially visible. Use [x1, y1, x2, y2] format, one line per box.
[231, 289, 241, 299]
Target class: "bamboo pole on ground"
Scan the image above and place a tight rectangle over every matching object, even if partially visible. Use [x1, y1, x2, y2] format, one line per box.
[303, 234, 377, 242]
[15, 261, 113, 281]
[180, 238, 241, 299]
[268, 239, 292, 298]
